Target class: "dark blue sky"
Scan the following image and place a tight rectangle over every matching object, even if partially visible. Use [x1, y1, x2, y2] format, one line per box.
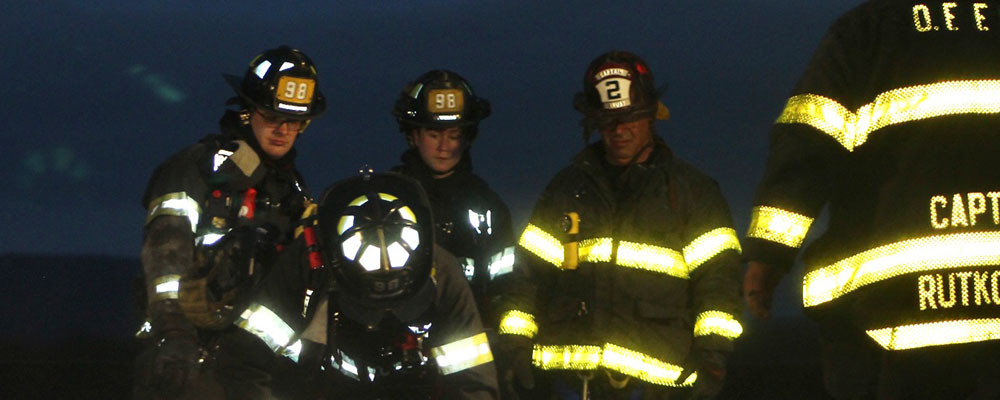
[2, 2, 864, 314]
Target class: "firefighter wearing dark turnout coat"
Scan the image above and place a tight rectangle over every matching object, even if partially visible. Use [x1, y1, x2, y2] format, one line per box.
[228, 172, 499, 399]
[135, 46, 325, 399]
[392, 70, 516, 325]
[497, 51, 743, 400]
[742, 1, 1000, 398]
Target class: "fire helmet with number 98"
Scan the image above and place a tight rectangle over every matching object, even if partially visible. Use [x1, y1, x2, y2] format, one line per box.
[574, 51, 669, 131]
[224, 45, 327, 120]
[392, 70, 491, 141]
[317, 172, 434, 301]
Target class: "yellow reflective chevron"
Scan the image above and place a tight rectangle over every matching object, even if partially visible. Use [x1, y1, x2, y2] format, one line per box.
[145, 192, 201, 232]
[431, 332, 494, 375]
[693, 311, 743, 339]
[804, 232, 1000, 307]
[498, 310, 538, 338]
[533, 343, 697, 387]
[519, 224, 738, 279]
[683, 228, 742, 271]
[617, 241, 688, 278]
[866, 318, 1000, 350]
[747, 206, 814, 248]
[777, 80, 1000, 152]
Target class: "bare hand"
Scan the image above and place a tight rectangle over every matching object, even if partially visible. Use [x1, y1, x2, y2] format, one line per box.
[744, 261, 781, 319]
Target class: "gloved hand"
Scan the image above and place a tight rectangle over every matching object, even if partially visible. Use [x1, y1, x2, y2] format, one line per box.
[495, 335, 535, 400]
[743, 261, 782, 320]
[151, 332, 201, 396]
[675, 348, 727, 400]
[145, 306, 202, 397]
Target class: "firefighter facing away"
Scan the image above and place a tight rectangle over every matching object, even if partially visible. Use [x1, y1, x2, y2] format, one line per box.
[496, 51, 744, 400]
[134, 45, 326, 399]
[391, 70, 516, 328]
[743, 1, 1000, 398]
[228, 171, 500, 399]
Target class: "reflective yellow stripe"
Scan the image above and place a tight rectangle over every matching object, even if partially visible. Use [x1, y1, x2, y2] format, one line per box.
[519, 224, 564, 266]
[236, 303, 296, 356]
[521, 224, 740, 278]
[776, 94, 854, 149]
[533, 343, 696, 387]
[617, 240, 688, 278]
[804, 232, 1000, 307]
[146, 192, 201, 232]
[580, 238, 614, 263]
[683, 228, 742, 271]
[498, 310, 538, 338]
[693, 311, 743, 339]
[533, 344, 603, 370]
[866, 318, 1000, 350]
[747, 206, 814, 248]
[431, 332, 494, 375]
[152, 274, 181, 301]
[777, 80, 1000, 152]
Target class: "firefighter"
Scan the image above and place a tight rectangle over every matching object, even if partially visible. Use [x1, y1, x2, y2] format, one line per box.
[742, 1, 1000, 398]
[134, 45, 326, 399]
[229, 171, 500, 399]
[496, 51, 743, 400]
[391, 70, 515, 326]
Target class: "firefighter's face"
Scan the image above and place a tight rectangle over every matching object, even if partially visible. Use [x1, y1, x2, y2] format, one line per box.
[599, 117, 654, 166]
[250, 108, 304, 159]
[411, 127, 467, 177]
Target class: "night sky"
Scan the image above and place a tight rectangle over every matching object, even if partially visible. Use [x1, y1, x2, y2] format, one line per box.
[2, 1, 866, 317]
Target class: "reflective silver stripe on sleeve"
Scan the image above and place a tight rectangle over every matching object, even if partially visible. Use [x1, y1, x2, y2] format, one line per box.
[152, 274, 181, 301]
[235, 303, 297, 359]
[431, 332, 494, 375]
[145, 192, 201, 233]
[489, 246, 516, 279]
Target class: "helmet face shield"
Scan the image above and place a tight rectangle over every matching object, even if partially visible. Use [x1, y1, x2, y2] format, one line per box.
[225, 45, 326, 120]
[318, 173, 433, 301]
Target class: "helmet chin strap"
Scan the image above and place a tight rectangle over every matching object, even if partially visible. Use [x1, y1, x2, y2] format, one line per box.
[625, 139, 654, 166]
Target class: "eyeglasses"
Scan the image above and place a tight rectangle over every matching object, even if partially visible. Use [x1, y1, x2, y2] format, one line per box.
[254, 109, 307, 130]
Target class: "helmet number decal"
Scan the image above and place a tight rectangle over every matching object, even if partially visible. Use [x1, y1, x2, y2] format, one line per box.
[427, 89, 464, 113]
[597, 77, 632, 109]
[276, 76, 315, 105]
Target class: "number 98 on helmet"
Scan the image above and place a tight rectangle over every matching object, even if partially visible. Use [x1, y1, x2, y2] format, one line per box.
[317, 172, 434, 301]
[224, 45, 327, 120]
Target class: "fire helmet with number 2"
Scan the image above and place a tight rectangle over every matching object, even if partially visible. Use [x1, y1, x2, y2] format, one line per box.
[574, 51, 670, 132]
[392, 69, 491, 141]
[317, 171, 434, 302]
[224, 45, 327, 120]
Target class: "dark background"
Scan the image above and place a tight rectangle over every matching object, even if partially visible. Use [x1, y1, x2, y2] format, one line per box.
[1, 1, 864, 398]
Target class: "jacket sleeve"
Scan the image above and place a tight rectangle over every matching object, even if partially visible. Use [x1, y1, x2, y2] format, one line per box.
[680, 176, 744, 352]
[140, 147, 206, 335]
[429, 248, 500, 400]
[496, 177, 569, 341]
[743, 11, 864, 272]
